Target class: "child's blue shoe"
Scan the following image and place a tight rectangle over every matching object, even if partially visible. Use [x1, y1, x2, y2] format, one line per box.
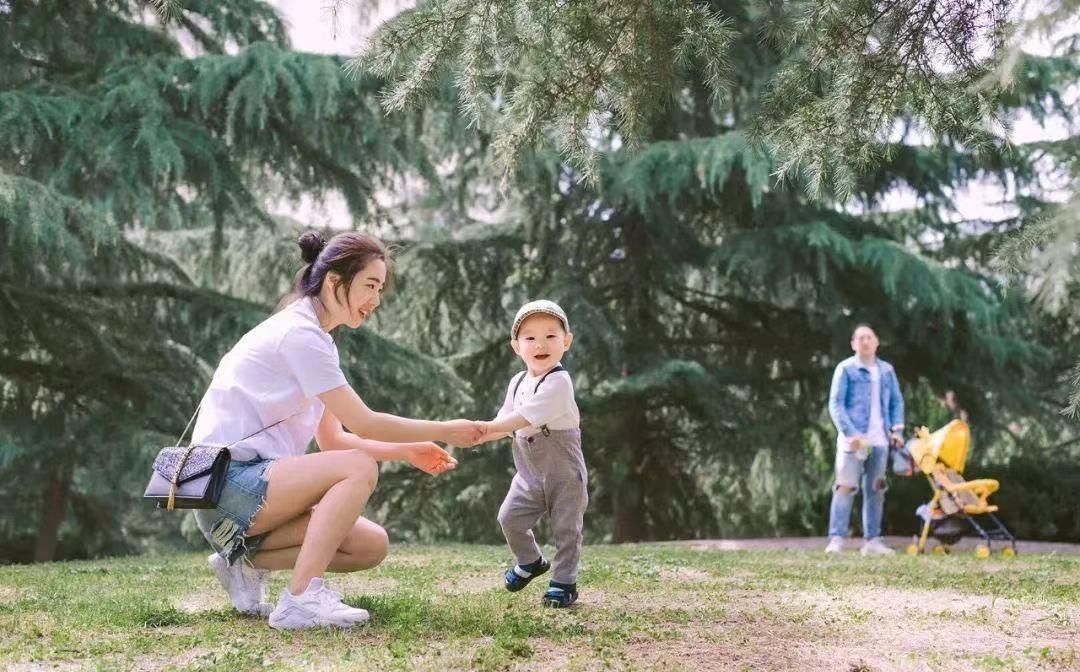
[541, 581, 578, 608]
[504, 557, 550, 592]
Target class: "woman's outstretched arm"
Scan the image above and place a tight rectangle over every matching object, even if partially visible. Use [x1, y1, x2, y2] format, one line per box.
[319, 385, 485, 446]
[314, 408, 457, 474]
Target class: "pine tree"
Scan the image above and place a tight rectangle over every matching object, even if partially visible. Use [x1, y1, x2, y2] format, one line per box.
[363, 0, 1022, 195]
[4, 0, 1077, 558]
[370, 0, 1080, 541]
[0, 0, 463, 560]
[992, 0, 1080, 419]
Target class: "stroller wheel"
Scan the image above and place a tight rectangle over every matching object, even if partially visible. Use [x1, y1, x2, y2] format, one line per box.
[905, 544, 919, 556]
[933, 545, 949, 556]
[975, 545, 991, 559]
[1001, 547, 1016, 558]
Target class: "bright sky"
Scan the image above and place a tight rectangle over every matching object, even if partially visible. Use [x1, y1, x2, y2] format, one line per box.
[266, 0, 1076, 228]
[269, 0, 398, 55]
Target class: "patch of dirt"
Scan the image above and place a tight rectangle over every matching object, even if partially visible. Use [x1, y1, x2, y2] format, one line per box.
[625, 633, 833, 672]
[328, 575, 399, 597]
[583, 585, 723, 612]
[437, 575, 499, 594]
[507, 637, 623, 671]
[0, 585, 19, 604]
[174, 588, 229, 614]
[8, 663, 86, 672]
[786, 585, 1080, 633]
[132, 649, 213, 672]
[682, 536, 1080, 554]
[660, 567, 712, 582]
[8, 648, 211, 672]
[616, 587, 1080, 671]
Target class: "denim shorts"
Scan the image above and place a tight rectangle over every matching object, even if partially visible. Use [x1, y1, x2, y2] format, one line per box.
[194, 457, 274, 566]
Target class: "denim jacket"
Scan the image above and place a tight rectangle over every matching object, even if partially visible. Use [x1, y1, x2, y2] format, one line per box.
[828, 356, 904, 440]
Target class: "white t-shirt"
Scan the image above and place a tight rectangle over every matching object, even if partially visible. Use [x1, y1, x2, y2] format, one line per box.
[191, 297, 349, 461]
[495, 368, 580, 439]
[866, 362, 888, 448]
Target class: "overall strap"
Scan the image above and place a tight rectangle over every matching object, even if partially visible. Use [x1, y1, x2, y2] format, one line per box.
[510, 365, 568, 401]
[533, 365, 566, 393]
[510, 371, 529, 401]
[511, 365, 568, 438]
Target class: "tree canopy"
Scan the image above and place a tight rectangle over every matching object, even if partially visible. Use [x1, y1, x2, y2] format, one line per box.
[2, 0, 1078, 560]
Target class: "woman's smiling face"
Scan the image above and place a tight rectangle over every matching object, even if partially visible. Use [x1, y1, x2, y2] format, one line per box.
[324, 259, 386, 330]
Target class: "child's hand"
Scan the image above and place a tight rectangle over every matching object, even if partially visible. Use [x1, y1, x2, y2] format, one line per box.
[406, 442, 458, 475]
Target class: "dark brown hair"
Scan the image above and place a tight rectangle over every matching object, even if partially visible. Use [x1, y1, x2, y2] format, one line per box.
[279, 230, 392, 311]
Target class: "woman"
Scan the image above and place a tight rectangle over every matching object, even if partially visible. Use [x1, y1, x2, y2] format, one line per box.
[191, 230, 485, 630]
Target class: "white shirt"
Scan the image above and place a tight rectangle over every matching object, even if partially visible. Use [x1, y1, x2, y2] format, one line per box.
[191, 298, 349, 461]
[496, 369, 580, 438]
[866, 362, 888, 448]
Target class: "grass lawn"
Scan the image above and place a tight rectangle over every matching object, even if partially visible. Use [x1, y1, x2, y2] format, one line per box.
[1, 543, 1077, 671]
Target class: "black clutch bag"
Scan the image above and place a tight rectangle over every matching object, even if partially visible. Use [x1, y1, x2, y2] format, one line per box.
[144, 404, 297, 511]
[144, 443, 231, 510]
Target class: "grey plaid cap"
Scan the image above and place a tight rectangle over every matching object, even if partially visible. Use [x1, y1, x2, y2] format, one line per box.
[511, 300, 570, 339]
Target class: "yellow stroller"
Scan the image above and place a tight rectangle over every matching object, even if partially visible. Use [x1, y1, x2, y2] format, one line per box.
[900, 420, 1016, 557]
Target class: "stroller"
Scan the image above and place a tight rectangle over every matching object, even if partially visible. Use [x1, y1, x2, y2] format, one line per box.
[893, 419, 1016, 557]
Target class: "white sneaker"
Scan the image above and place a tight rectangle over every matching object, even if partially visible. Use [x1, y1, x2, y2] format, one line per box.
[321, 583, 370, 624]
[208, 553, 271, 616]
[824, 536, 845, 554]
[860, 538, 896, 556]
[268, 577, 370, 630]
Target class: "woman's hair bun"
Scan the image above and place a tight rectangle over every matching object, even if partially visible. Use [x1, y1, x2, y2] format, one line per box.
[298, 230, 327, 264]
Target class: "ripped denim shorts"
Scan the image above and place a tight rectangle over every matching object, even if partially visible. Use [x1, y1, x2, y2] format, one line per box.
[194, 456, 274, 566]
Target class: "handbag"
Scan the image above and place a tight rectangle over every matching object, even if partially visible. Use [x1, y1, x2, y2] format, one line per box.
[891, 438, 917, 477]
[144, 403, 297, 511]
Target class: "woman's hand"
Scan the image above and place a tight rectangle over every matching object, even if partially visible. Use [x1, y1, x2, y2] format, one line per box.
[440, 419, 487, 447]
[406, 442, 458, 475]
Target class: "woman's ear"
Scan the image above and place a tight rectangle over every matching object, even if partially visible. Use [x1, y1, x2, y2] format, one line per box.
[324, 271, 344, 303]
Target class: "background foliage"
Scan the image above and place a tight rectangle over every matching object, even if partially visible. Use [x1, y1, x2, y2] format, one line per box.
[1, 0, 1077, 562]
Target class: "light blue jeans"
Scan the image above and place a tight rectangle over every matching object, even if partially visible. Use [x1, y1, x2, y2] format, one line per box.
[827, 441, 889, 539]
[193, 457, 274, 566]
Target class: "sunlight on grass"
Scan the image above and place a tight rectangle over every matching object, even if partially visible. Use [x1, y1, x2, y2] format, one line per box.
[0, 544, 1077, 670]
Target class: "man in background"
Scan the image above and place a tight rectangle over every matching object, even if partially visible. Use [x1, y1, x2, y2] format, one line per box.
[825, 324, 905, 556]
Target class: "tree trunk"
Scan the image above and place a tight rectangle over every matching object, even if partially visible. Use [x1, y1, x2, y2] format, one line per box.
[612, 476, 645, 542]
[210, 207, 226, 284]
[612, 411, 648, 542]
[33, 466, 69, 562]
[611, 211, 657, 543]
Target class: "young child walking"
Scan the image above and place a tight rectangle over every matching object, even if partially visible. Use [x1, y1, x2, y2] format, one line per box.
[478, 300, 588, 608]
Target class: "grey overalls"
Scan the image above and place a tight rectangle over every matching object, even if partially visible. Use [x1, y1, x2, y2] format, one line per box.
[496, 366, 589, 584]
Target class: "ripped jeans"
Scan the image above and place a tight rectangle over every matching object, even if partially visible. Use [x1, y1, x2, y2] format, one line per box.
[827, 441, 889, 539]
[194, 457, 274, 566]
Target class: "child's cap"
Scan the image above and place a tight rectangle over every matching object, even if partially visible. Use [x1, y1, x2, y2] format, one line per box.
[511, 300, 569, 339]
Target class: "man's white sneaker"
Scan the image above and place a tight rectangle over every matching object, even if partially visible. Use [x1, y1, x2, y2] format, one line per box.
[860, 538, 896, 556]
[824, 536, 845, 554]
[268, 578, 370, 630]
[208, 553, 271, 616]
